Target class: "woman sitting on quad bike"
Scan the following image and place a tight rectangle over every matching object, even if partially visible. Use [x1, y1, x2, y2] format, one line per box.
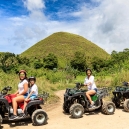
[19, 76, 38, 118]
[84, 68, 97, 108]
[10, 70, 29, 120]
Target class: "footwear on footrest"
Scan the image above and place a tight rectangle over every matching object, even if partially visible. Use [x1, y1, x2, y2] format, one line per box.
[90, 101, 95, 108]
[19, 113, 26, 118]
[9, 115, 19, 120]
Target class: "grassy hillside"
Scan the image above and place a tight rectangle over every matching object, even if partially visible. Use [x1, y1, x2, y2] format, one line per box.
[21, 32, 110, 67]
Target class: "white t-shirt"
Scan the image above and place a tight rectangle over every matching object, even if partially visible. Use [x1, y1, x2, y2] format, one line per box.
[84, 75, 97, 90]
[18, 79, 29, 94]
[30, 84, 38, 96]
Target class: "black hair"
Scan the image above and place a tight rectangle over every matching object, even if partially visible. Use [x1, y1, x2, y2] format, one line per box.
[85, 68, 92, 74]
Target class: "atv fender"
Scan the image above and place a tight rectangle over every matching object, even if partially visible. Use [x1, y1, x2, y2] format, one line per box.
[25, 99, 43, 114]
[98, 94, 104, 100]
[0, 98, 9, 110]
[67, 93, 89, 108]
[68, 93, 86, 101]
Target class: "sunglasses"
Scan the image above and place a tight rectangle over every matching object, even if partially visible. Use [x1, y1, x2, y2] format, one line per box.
[19, 74, 25, 76]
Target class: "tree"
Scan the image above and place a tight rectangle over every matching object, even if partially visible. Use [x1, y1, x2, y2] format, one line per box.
[34, 61, 43, 69]
[43, 53, 58, 70]
[70, 51, 87, 71]
[0, 52, 19, 72]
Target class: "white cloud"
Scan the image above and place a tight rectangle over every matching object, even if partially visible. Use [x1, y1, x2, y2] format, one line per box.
[70, 0, 129, 53]
[0, 0, 129, 54]
[23, 0, 45, 11]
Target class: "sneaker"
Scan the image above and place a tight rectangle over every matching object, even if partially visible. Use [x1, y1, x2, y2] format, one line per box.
[90, 101, 95, 108]
[9, 115, 19, 120]
[19, 113, 26, 118]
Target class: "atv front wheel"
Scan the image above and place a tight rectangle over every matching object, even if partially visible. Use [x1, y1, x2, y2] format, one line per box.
[70, 103, 84, 118]
[63, 103, 69, 113]
[102, 101, 115, 115]
[32, 109, 48, 126]
[123, 99, 129, 112]
[0, 114, 2, 126]
[112, 97, 120, 108]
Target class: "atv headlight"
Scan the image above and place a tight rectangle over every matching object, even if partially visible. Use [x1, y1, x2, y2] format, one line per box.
[68, 96, 71, 100]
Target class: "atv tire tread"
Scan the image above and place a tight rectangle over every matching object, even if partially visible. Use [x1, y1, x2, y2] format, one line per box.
[70, 103, 84, 118]
[102, 101, 115, 115]
[32, 109, 48, 126]
[124, 99, 129, 112]
[0, 114, 2, 125]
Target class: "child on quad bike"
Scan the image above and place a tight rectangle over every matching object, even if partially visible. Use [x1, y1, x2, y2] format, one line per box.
[84, 68, 98, 108]
[19, 76, 38, 118]
[10, 70, 29, 120]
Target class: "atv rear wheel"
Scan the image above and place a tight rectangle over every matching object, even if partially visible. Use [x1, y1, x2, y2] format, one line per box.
[70, 103, 84, 118]
[123, 99, 129, 112]
[102, 101, 115, 115]
[63, 103, 69, 113]
[32, 109, 48, 126]
[0, 114, 2, 126]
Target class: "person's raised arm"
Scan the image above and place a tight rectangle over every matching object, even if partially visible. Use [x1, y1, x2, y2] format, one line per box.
[84, 76, 94, 86]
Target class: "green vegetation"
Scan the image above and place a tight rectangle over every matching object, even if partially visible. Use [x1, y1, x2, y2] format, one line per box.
[21, 32, 110, 68]
[0, 32, 129, 103]
[70, 51, 87, 71]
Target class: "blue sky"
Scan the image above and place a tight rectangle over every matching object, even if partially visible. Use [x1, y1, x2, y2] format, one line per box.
[0, 0, 129, 54]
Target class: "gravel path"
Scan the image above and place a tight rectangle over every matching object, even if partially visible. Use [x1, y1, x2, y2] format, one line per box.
[1, 90, 129, 129]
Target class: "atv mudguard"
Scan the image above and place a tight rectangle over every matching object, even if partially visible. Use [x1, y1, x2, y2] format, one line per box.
[0, 98, 9, 110]
[24, 99, 44, 114]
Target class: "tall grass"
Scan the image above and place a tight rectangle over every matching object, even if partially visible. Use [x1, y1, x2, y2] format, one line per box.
[1, 69, 129, 104]
[0, 72, 18, 93]
[110, 70, 129, 86]
[0, 70, 74, 103]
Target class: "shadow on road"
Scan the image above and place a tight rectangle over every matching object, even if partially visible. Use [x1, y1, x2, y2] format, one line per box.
[84, 109, 101, 116]
[2, 117, 32, 128]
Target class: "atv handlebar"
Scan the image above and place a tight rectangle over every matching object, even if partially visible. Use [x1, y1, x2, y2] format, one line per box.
[123, 81, 128, 86]
[75, 83, 84, 89]
[1, 86, 12, 95]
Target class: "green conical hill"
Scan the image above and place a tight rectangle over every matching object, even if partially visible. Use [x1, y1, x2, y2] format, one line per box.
[21, 32, 110, 67]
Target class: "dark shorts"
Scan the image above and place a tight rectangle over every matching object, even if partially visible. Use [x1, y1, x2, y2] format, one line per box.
[23, 93, 28, 98]
[93, 88, 98, 92]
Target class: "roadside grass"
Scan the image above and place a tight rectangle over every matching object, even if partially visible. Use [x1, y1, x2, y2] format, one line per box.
[1, 70, 129, 104]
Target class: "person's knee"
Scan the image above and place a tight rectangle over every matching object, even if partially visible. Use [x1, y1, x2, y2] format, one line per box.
[12, 98, 16, 102]
[12, 97, 20, 103]
[86, 92, 89, 96]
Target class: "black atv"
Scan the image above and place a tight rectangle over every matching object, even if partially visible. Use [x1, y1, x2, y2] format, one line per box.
[0, 86, 48, 126]
[112, 81, 129, 111]
[63, 83, 115, 118]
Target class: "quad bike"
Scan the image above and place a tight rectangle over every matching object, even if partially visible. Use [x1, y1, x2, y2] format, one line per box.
[63, 83, 115, 118]
[112, 81, 129, 111]
[0, 86, 48, 126]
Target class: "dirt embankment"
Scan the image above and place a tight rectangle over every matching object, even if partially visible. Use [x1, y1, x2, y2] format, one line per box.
[1, 90, 129, 129]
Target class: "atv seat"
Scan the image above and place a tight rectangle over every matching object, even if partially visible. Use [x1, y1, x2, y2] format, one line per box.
[90, 93, 97, 97]
[27, 97, 43, 103]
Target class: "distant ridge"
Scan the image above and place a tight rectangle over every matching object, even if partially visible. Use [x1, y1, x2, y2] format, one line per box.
[21, 32, 110, 67]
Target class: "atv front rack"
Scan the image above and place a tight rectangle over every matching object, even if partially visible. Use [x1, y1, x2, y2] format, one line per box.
[97, 87, 112, 97]
[38, 91, 49, 103]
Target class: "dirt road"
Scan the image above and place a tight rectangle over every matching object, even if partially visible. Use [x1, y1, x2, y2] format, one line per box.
[1, 90, 129, 129]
